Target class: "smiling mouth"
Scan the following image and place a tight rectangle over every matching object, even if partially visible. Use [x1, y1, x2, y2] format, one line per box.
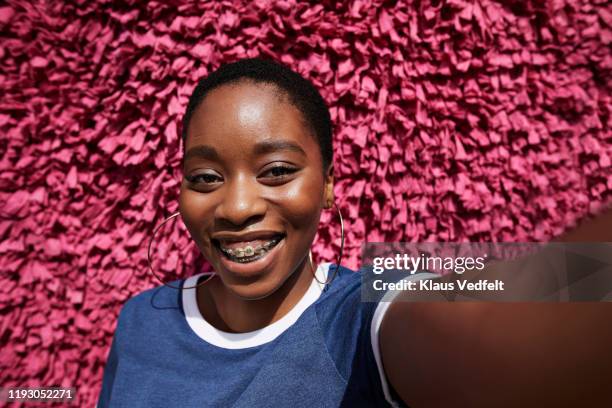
[213, 235, 285, 264]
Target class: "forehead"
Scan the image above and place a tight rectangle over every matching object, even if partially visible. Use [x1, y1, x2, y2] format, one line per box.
[185, 81, 314, 150]
[188, 81, 306, 136]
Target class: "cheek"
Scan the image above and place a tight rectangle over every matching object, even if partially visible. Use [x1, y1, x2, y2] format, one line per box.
[273, 175, 324, 234]
[178, 185, 216, 245]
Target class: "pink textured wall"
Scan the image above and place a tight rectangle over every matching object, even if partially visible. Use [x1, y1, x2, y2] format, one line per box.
[1, 0, 610, 405]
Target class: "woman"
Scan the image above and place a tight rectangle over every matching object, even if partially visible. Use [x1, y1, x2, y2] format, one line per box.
[98, 58, 612, 407]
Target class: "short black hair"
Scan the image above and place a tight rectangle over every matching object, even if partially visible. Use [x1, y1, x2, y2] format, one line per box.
[181, 58, 333, 172]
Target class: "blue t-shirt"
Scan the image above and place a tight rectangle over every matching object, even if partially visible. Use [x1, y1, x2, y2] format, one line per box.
[97, 263, 430, 407]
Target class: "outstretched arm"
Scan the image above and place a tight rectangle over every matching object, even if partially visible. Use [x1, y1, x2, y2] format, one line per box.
[379, 207, 612, 407]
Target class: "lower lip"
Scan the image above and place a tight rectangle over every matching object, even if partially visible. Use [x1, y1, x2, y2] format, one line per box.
[216, 238, 285, 279]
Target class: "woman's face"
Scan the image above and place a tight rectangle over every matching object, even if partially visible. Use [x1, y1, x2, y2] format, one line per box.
[179, 80, 333, 299]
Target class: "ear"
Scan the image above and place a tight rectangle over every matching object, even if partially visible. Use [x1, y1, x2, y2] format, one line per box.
[323, 164, 335, 209]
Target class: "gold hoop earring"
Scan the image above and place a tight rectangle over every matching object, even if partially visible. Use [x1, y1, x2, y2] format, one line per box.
[147, 211, 215, 290]
[310, 202, 344, 286]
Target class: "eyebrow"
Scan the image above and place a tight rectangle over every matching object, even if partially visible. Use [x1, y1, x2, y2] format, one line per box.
[184, 140, 307, 162]
[253, 140, 307, 156]
[184, 145, 220, 161]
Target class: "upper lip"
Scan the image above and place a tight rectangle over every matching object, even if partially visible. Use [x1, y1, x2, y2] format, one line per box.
[211, 231, 285, 243]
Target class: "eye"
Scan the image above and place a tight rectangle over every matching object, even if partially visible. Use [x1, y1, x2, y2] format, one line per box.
[267, 166, 296, 177]
[185, 172, 223, 186]
[259, 164, 299, 183]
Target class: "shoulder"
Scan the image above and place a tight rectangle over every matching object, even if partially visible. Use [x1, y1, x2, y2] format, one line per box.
[313, 264, 404, 405]
[115, 278, 184, 334]
[313, 264, 376, 352]
[317, 264, 362, 302]
[315, 264, 387, 321]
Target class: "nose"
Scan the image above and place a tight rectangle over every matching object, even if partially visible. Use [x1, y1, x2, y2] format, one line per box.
[214, 174, 267, 227]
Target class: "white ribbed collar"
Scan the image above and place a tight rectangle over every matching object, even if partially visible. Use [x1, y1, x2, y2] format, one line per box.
[182, 263, 330, 349]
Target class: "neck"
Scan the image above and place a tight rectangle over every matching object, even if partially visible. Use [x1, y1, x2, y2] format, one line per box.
[197, 258, 318, 333]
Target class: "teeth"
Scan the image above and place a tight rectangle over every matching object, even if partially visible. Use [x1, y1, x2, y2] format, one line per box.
[219, 237, 282, 259]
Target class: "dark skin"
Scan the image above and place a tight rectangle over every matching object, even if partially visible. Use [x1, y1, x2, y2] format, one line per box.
[179, 80, 612, 405]
[178, 80, 333, 333]
[381, 217, 612, 407]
